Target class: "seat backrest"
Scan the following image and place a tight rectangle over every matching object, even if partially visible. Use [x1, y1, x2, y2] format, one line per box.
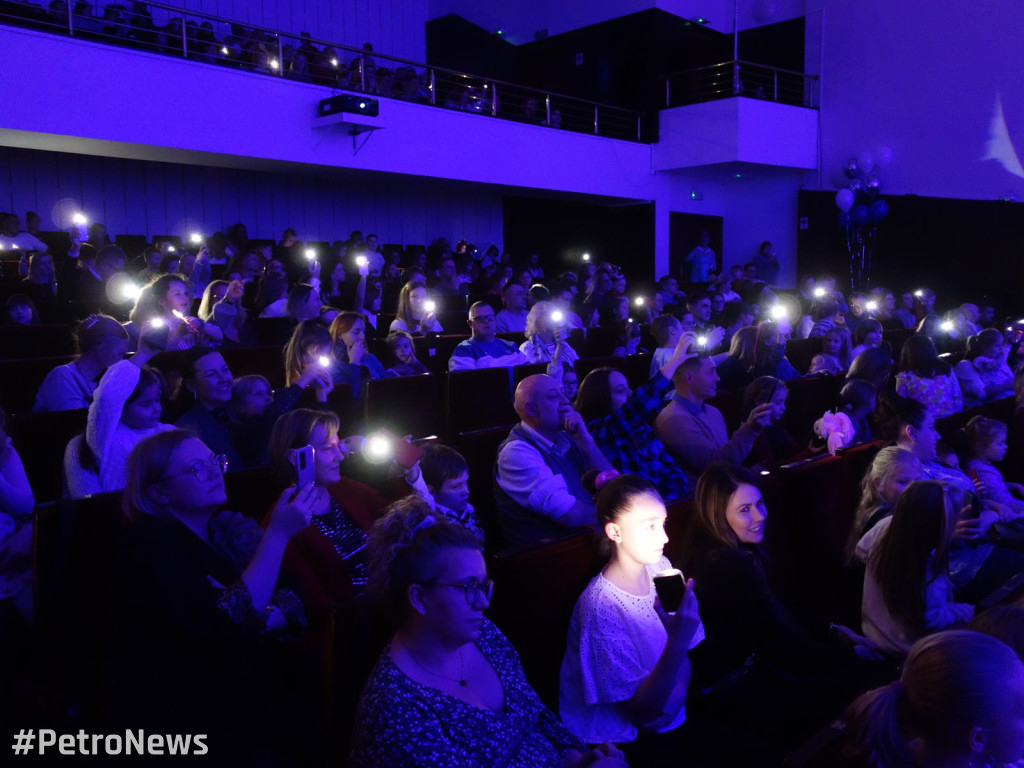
[9, 409, 88, 502]
[454, 426, 516, 550]
[487, 529, 602, 710]
[0, 324, 76, 359]
[0, 355, 76, 415]
[783, 375, 843, 440]
[364, 374, 444, 439]
[785, 336, 824, 375]
[446, 368, 515, 436]
[219, 345, 287, 389]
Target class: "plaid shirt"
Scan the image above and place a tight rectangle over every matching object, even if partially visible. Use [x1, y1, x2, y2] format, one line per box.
[585, 374, 690, 501]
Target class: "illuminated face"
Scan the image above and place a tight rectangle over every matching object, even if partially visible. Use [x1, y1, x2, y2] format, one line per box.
[687, 357, 719, 401]
[410, 287, 429, 318]
[8, 303, 33, 325]
[823, 332, 843, 357]
[308, 423, 345, 486]
[768, 386, 788, 422]
[160, 280, 190, 316]
[725, 484, 767, 545]
[691, 298, 712, 323]
[188, 352, 233, 406]
[983, 432, 1009, 464]
[606, 492, 669, 567]
[468, 307, 496, 341]
[236, 380, 273, 419]
[528, 377, 573, 431]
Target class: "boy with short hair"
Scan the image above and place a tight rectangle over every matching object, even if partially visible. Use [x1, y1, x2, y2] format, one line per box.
[419, 444, 484, 541]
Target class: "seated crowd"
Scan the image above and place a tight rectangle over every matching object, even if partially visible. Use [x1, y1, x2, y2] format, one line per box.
[4, 210, 1024, 767]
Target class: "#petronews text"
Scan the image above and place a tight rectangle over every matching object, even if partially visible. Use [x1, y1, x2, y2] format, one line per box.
[11, 729, 208, 756]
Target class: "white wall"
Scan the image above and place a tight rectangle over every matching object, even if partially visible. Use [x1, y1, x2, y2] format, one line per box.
[0, 146, 505, 248]
[813, 0, 1024, 202]
[722, 171, 802, 286]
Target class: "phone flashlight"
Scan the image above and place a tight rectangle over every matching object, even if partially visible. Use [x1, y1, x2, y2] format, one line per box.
[122, 281, 140, 301]
[167, 245, 176, 253]
[366, 435, 392, 461]
[330, 57, 338, 67]
[220, 46, 229, 55]
[305, 248, 317, 261]
[582, 253, 591, 262]
[72, 213, 87, 226]
[318, 355, 331, 368]
[355, 255, 368, 268]
[914, 289, 924, 298]
[769, 305, 788, 321]
[634, 297, 645, 306]
[812, 287, 826, 298]
[190, 233, 203, 245]
[423, 300, 437, 313]
[697, 335, 708, 347]
[940, 320, 954, 332]
[865, 300, 878, 312]
[550, 310, 564, 324]
[150, 317, 165, 329]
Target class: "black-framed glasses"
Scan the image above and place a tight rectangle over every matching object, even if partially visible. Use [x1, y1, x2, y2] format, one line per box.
[159, 454, 229, 482]
[424, 577, 494, 605]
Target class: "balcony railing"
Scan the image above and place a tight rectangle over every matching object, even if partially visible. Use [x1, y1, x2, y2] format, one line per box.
[0, 0, 647, 142]
[665, 60, 819, 109]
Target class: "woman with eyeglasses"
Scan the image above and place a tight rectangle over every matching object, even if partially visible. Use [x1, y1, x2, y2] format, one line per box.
[351, 496, 628, 768]
[110, 429, 319, 760]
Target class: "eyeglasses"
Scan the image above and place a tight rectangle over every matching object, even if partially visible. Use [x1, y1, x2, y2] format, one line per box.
[424, 577, 494, 605]
[159, 454, 229, 482]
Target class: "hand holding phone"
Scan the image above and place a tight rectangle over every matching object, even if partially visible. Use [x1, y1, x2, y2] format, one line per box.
[289, 445, 316, 488]
[653, 569, 685, 613]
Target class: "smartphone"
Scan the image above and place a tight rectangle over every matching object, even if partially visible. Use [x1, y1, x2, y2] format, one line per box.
[290, 445, 316, 488]
[366, 429, 425, 469]
[963, 490, 983, 522]
[653, 568, 686, 613]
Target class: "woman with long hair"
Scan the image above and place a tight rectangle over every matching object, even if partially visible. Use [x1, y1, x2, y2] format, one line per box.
[861, 481, 973, 656]
[677, 463, 882, 750]
[843, 630, 1024, 768]
[847, 446, 923, 562]
[390, 282, 443, 335]
[329, 311, 387, 397]
[127, 273, 223, 351]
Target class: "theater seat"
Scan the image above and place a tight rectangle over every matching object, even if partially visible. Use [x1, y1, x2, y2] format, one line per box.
[446, 368, 516, 435]
[364, 374, 444, 439]
[487, 529, 602, 710]
[9, 409, 88, 502]
[784, 375, 843, 441]
[785, 337, 823, 375]
[0, 324, 75, 359]
[454, 426, 514, 549]
[0, 355, 75, 415]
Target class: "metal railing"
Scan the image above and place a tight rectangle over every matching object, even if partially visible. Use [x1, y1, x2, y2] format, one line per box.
[665, 60, 819, 109]
[0, 0, 647, 142]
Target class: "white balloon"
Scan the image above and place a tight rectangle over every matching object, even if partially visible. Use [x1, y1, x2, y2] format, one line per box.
[858, 150, 875, 174]
[835, 188, 855, 213]
[876, 146, 893, 168]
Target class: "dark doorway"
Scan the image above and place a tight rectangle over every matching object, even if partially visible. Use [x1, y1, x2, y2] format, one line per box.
[670, 212, 724, 280]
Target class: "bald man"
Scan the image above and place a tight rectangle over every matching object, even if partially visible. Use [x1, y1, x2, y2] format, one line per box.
[494, 374, 613, 547]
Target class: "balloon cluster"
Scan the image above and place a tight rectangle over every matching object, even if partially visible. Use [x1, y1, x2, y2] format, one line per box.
[833, 147, 893, 290]
[834, 147, 892, 228]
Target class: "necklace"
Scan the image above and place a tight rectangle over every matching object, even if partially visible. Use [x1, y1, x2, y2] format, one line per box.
[400, 641, 467, 687]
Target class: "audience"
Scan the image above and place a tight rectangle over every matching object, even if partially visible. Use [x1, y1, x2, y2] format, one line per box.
[449, 301, 531, 370]
[741, 376, 816, 468]
[574, 334, 694, 501]
[109, 429, 316, 761]
[654, 354, 773, 485]
[560, 474, 707, 767]
[963, 416, 1024, 514]
[954, 328, 1013, 407]
[848, 446, 924, 562]
[329, 311, 387, 396]
[351, 498, 625, 767]
[391, 282, 442, 335]
[126, 273, 223, 350]
[418, 443, 484, 539]
[677, 463, 882, 753]
[0, 408, 34, 625]
[384, 330, 429, 376]
[850, 317, 884, 360]
[860, 481, 973, 656]
[843, 630, 1024, 768]
[495, 374, 614, 546]
[495, 281, 529, 333]
[66, 322, 175, 497]
[896, 335, 963, 418]
[34, 314, 129, 412]
[520, 301, 579, 368]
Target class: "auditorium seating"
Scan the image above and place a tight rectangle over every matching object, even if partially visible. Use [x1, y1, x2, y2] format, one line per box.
[0, 354, 75, 414]
[785, 337, 823, 374]
[486, 528, 602, 709]
[364, 374, 444, 438]
[0, 323, 75, 359]
[445, 368, 516, 435]
[9, 408, 87, 502]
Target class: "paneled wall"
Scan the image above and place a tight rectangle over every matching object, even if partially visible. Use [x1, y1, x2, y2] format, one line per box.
[0, 147, 503, 249]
